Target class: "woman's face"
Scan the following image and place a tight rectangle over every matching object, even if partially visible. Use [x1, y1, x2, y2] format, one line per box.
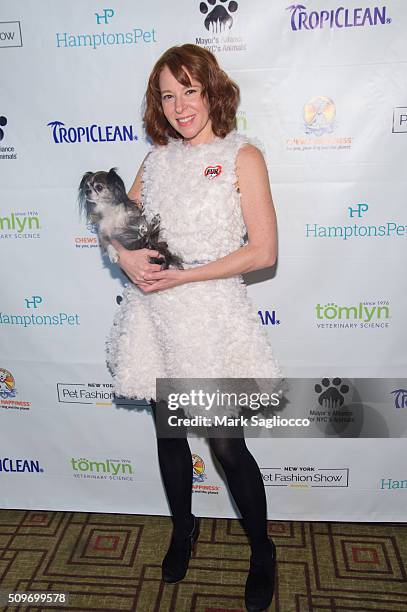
[159, 65, 214, 146]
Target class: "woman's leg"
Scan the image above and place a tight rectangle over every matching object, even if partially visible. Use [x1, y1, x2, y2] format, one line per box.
[150, 399, 200, 584]
[150, 400, 194, 537]
[208, 428, 276, 608]
[208, 431, 271, 562]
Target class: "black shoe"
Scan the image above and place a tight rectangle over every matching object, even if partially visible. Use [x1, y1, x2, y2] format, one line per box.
[161, 515, 200, 584]
[245, 538, 276, 612]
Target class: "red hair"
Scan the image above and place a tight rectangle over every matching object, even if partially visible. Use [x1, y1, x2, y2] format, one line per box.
[143, 44, 240, 145]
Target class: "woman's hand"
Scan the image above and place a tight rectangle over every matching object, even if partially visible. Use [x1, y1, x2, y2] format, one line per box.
[139, 267, 190, 293]
[114, 245, 164, 286]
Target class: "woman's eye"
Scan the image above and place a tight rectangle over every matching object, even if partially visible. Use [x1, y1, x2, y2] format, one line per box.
[186, 89, 197, 95]
[162, 94, 172, 101]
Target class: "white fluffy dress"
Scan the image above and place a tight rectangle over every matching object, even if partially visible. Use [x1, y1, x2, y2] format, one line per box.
[105, 130, 283, 412]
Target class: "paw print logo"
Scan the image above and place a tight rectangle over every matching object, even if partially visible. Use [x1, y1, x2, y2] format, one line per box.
[199, 0, 238, 33]
[314, 378, 349, 408]
[0, 116, 7, 141]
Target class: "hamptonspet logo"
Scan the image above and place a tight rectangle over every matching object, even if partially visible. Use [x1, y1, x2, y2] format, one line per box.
[0, 457, 44, 473]
[306, 203, 407, 240]
[315, 301, 390, 329]
[262, 466, 349, 487]
[380, 477, 407, 490]
[56, 8, 157, 50]
[391, 389, 407, 409]
[0, 211, 40, 239]
[0, 296, 80, 328]
[48, 121, 138, 144]
[258, 310, 280, 326]
[286, 4, 391, 31]
[71, 457, 135, 482]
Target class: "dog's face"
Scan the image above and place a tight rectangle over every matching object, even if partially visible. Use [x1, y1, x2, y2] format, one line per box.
[78, 168, 126, 221]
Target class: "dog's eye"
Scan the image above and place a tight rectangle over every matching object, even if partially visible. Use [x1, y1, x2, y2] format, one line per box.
[94, 184, 104, 193]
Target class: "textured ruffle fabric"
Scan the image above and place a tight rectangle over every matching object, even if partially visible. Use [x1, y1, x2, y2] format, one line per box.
[105, 130, 283, 413]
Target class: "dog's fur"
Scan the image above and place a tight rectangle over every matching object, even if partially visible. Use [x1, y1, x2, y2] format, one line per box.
[78, 168, 183, 269]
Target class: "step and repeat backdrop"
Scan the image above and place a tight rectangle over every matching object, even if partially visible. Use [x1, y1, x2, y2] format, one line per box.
[1, 0, 406, 521]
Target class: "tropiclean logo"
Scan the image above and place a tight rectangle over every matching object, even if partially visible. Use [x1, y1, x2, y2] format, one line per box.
[47, 121, 139, 144]
[286, 4, 391, 31]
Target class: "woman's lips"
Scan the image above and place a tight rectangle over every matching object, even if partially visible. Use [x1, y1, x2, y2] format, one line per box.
[176, 115, 195, 127]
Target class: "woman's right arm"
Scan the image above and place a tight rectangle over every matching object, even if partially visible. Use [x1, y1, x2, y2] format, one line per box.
[111, 153, 163, 286]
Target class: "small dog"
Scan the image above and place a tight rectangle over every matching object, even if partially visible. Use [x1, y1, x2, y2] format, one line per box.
[78, 168, 183, 269]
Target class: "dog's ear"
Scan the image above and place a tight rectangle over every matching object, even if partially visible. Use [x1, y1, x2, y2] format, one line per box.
[79, 171, 93, 191]
[106, 167, 127, 204]
[78, 171, 93, 220]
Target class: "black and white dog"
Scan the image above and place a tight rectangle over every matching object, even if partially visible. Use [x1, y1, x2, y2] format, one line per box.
[78, 168, 183, 269]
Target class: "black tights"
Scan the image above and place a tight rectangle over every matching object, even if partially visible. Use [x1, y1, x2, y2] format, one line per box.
[150, 401, 271, 562]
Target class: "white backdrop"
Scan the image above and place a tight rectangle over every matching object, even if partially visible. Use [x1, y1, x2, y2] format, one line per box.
[1, 0, 407, 521]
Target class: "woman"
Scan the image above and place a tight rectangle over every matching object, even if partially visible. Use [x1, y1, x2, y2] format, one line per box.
[107, 44, 282, 612]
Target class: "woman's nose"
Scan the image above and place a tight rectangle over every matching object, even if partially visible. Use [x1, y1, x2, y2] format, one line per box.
[175, 97, 185, 114]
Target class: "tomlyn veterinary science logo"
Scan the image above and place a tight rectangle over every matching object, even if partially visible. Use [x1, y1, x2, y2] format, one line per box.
[315, 300, 391, 329]
[55, 8, 157, 50]
[286, 4, 392, 31]
[71, 457, 135, 482]
[0, 210, 41, 239]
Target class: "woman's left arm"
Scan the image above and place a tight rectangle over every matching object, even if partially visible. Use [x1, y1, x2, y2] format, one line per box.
[142, 144, 277, 292]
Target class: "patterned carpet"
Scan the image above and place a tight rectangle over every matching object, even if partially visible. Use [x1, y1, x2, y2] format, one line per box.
[0, 510, 406, 611]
